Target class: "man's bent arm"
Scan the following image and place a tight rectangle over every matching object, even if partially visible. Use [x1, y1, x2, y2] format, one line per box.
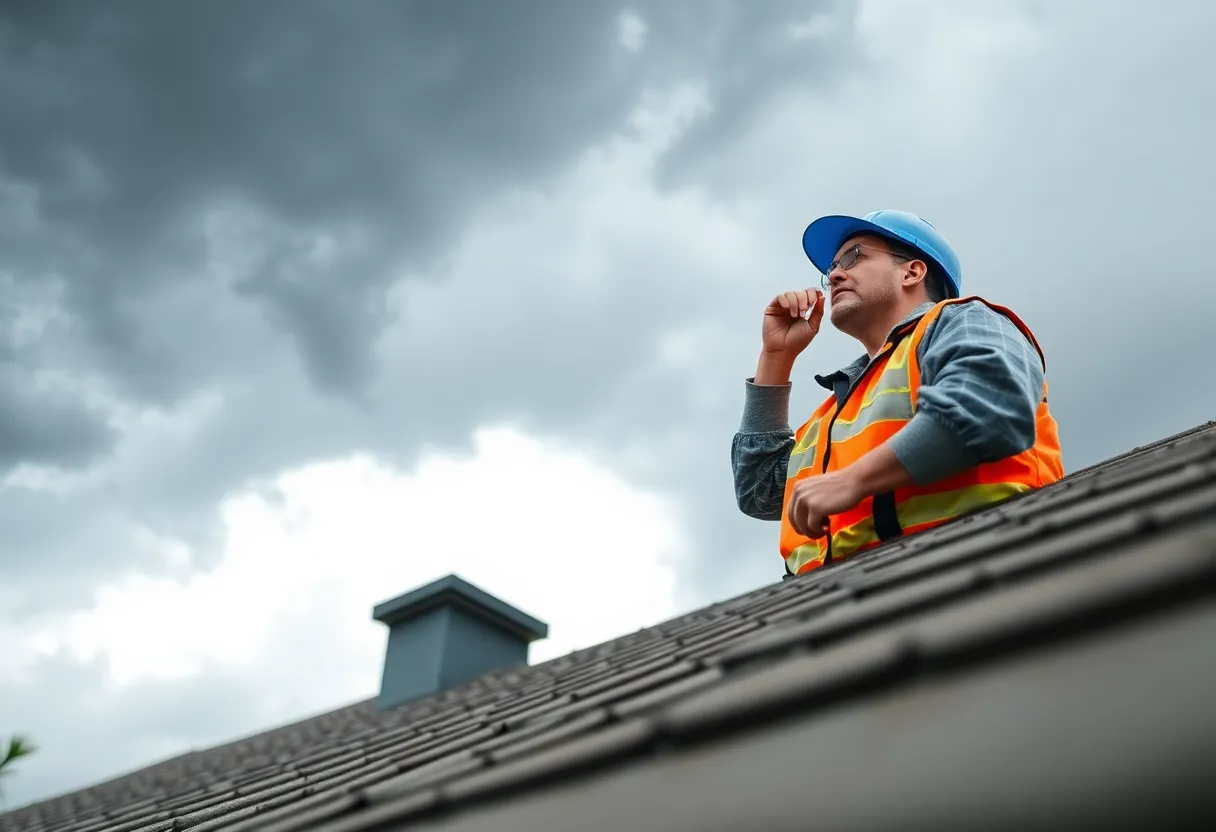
[888, 302, 1045, 485]
[732, 377, 795, 521]
[842, 442, 918, 497]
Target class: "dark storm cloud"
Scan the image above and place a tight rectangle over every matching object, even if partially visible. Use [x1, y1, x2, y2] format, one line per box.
[0, 0, 849, 402]
[0, 367, 114, 468]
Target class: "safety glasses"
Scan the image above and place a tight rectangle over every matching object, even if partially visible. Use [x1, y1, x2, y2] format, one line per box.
[819, 244, 894, 291]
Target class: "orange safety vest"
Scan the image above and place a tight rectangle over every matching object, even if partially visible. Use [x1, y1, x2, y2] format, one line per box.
[779, 296, 1064, 576]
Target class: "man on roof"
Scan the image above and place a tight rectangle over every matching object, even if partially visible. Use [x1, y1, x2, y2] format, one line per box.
[732, 209, 1064, 578]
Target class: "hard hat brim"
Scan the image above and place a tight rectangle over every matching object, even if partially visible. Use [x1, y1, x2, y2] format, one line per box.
[801, 214, 903, 275]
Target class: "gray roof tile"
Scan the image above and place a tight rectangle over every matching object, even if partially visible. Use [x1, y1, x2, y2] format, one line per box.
[222, 793, 360, 832]
[657, 632, 912, 738]
[606, 665, 724, 719]
[439, 718, 657, 807]
[718, 567, 981, 666]
[3, 421, 1215, 831]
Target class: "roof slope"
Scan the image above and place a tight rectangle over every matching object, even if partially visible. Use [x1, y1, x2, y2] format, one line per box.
[5, 421, 1216, 832]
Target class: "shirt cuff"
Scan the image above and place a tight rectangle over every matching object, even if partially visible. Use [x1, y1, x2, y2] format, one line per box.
[889, 411, 980, 485]
[740, 378, 792, 434]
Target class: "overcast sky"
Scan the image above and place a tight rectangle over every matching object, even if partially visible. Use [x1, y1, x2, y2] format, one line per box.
[2, 0, 1213, 810]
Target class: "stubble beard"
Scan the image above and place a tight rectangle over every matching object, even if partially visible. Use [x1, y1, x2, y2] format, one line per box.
[829, 293, 864, 334]
[830, 280, 900, 340]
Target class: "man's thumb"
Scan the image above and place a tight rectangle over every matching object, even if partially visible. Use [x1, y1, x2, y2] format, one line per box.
[810, 290, 825, 325]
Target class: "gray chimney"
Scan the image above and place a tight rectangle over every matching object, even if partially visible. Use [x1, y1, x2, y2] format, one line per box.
[371, 573, 548, 710]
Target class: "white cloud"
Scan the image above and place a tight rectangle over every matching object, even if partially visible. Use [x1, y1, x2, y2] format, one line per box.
[617, 9, 648, 53]
[6, 425, 685, 700]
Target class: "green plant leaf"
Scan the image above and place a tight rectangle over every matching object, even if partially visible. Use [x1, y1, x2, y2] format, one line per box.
[0, 734, 37, 778]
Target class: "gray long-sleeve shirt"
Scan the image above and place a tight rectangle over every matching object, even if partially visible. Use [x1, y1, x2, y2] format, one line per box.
[731, 300, 1051, 522]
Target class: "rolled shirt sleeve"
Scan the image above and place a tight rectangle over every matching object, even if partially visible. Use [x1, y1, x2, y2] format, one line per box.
[731, 379, 795, 521]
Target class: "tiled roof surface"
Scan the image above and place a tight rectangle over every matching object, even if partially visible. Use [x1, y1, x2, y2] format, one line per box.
[5, 421, 1216, 831]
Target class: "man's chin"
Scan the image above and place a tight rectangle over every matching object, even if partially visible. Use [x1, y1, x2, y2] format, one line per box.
[829, 298, 859, 328]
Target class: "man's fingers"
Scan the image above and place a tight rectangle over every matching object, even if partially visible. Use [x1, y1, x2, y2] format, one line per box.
[788, 488, 830, 540]
[770, 289, 822, 319]
[786, 491, 804, 536]
[790, 497, 821, 538]
[806, 512, 823, 539]
[775, 290, 811, 317]
[813, 515, 829, 539]
[783, 291, 802, 317]
[796, 289, 811, 317]
[807, 290, 825, 328]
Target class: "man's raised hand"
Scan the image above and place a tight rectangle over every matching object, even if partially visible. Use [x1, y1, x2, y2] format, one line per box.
[762, 288, 824, 358]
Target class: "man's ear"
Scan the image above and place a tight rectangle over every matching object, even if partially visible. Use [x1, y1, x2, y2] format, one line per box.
[901, 259, 928, 289]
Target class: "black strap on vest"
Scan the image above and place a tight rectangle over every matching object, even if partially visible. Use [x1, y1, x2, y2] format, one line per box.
[872, 491, 903, 541]
[867, 321, 922, 544]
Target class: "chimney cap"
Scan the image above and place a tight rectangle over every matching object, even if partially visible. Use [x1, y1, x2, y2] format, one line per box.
[372, 573, 548, 642]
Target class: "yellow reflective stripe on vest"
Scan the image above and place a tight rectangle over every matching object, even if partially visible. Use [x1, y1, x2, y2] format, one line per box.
[895, 481, 1032, 532]
[785, 540, 826, 574]
[786, 417, 823, 479]
[829, 481, 1036, 560]
[830, 514, 879, 560]
[828, 387, 913, 443]
[828, 340, 915, 444]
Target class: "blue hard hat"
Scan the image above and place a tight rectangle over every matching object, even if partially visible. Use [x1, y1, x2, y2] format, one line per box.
[801, 209, 962, 298]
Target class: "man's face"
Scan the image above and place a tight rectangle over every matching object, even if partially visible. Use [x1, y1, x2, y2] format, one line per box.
[824, 234, 903, 331]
